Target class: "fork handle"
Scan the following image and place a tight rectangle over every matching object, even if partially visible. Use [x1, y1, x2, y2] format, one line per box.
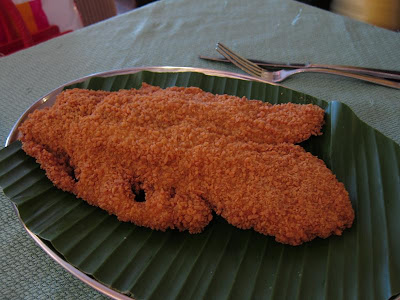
[283, 68, 400, 89]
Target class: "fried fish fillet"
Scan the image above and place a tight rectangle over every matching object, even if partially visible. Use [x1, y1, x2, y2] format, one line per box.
[19, 83, 354, 245]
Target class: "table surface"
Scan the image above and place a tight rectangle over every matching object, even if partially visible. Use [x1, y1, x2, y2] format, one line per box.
[1, 0, 399, 299]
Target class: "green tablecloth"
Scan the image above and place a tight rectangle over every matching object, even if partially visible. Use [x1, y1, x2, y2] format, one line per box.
[0, 0, 399, 298]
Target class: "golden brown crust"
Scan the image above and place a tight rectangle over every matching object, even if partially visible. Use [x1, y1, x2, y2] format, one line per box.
[19, 83, 354, 245]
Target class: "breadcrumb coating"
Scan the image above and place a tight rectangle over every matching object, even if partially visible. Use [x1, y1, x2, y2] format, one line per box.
[19, 83, 354, 245]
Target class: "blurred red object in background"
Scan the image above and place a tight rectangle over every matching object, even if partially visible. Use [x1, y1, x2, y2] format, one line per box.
[0, 0, 71, 56]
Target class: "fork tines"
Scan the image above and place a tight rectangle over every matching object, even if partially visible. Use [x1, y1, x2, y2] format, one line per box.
[216, 43, 263, 77]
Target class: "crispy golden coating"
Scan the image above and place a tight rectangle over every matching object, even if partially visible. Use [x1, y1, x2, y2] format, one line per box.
[19, 83, 354, 245]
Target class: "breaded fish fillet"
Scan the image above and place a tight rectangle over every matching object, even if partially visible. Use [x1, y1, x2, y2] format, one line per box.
[19, 83, 354, 245]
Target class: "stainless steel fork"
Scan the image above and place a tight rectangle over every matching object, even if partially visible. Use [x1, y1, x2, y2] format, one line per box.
[216, 43, 400, 89]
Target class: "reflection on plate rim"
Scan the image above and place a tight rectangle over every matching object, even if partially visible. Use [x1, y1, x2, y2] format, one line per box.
[5, 66, 275, 300]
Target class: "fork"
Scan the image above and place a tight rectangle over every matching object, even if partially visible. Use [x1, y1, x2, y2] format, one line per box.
[216, 43, 400, 89]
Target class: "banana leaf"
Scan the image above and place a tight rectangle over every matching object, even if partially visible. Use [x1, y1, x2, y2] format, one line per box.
[1, 70, 399, 300]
